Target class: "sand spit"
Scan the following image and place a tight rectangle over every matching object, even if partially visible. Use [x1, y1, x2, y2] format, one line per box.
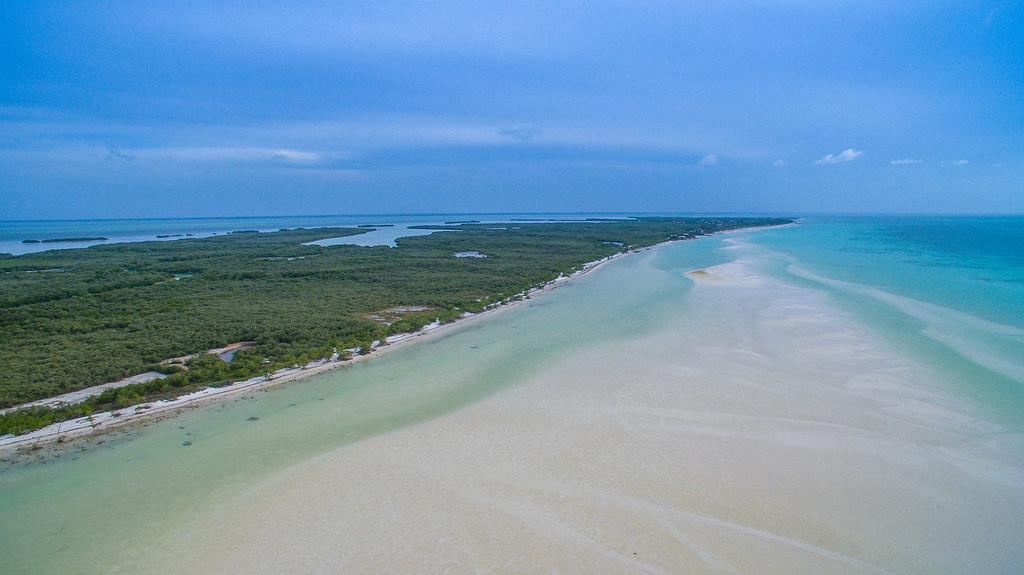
[685, 259, 763, 287]
[147, 247, 1024, 574]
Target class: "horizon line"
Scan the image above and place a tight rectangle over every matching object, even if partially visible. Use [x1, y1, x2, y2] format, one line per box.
[2, 210, 1023, 223]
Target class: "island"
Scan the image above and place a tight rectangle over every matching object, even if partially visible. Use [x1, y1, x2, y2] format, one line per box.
[0, 217, 789, 437]
[22, 236, 109, 244]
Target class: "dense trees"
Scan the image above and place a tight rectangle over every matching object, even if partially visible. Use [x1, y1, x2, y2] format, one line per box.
[0, 217, 789, 434]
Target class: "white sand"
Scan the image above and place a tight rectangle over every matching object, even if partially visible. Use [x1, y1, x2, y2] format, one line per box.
[150, 253, 1024, 574]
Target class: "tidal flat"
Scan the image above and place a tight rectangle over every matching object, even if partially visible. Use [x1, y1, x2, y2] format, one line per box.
[2, 222, 1022, 574]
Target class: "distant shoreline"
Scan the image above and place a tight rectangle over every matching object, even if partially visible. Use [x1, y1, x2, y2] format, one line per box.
[22, 236, 109, 244]
[1, 213, 796, 256]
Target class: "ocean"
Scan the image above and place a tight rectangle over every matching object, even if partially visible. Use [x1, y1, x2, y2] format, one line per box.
[754, 216, 1024, 424]
[1, 215, 1021, 573]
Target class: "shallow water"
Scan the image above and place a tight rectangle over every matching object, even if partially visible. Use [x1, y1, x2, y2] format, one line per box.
[753, 216, 1024, 426]
[0, 232, 728, 573]
[1, 218, 1022, 574]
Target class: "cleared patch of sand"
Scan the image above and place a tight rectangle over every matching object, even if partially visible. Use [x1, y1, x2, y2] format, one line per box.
[150, 257, 1024, 574]
[0, 371, 167, 415]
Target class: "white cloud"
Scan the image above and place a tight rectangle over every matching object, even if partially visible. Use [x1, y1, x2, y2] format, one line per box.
[136, 147, 331, 165]
[952, 159, 969, 166]
[890, 158, 922, 165]
[269, 149, 324, 164]
[772, 159, 788, 167]
[697, 153, 718, 166]
[814, 148, 863, 164]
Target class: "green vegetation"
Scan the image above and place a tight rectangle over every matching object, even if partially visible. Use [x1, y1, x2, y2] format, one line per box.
[0, 217, 789, 434]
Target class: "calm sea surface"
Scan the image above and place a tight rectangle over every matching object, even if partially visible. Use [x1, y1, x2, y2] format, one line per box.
[0, 215, 1021, 573]
[754, 216, 1024, 419]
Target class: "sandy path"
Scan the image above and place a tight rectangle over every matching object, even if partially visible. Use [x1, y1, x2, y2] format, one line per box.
[149, 251, 1024, 574]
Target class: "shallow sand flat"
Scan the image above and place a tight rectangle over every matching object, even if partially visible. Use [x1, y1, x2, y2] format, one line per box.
[148, 253, 1024, 574]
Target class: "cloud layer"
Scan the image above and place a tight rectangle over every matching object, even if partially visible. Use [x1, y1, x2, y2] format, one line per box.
[815, 149, 863, 165]
[0, 1, 1021, 216]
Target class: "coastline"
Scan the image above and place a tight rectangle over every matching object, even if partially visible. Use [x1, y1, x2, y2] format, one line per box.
[143, 226, 1024, 575]
[4, 219, 1022, 574]
[0, 236, 669, 454]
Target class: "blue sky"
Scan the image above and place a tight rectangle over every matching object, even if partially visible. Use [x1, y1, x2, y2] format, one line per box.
[1, 1, 1021, 218]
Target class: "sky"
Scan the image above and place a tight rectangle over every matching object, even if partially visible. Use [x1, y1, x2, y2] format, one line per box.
[1, 1, 1021, 218]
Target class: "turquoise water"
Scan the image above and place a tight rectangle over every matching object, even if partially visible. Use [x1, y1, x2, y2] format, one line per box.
[757, 216, 1024, 328]
[0, 217, 1022, 573]
[749, 217, 1024, 425]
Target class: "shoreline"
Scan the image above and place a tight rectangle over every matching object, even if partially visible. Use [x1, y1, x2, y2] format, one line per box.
[0, 223, 790, 454]
[143, 223, 1024, 575]
[0, 237, 657, 454]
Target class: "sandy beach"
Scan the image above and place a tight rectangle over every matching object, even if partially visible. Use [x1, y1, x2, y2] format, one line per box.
[140, 238, 1024, 574]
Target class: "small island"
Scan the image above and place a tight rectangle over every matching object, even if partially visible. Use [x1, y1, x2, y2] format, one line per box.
[22, 236, 109, 244]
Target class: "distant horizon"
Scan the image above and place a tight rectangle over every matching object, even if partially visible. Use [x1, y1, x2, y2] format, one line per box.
[6, 210, 1024, 224]
[3, 210, 1024, 223]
